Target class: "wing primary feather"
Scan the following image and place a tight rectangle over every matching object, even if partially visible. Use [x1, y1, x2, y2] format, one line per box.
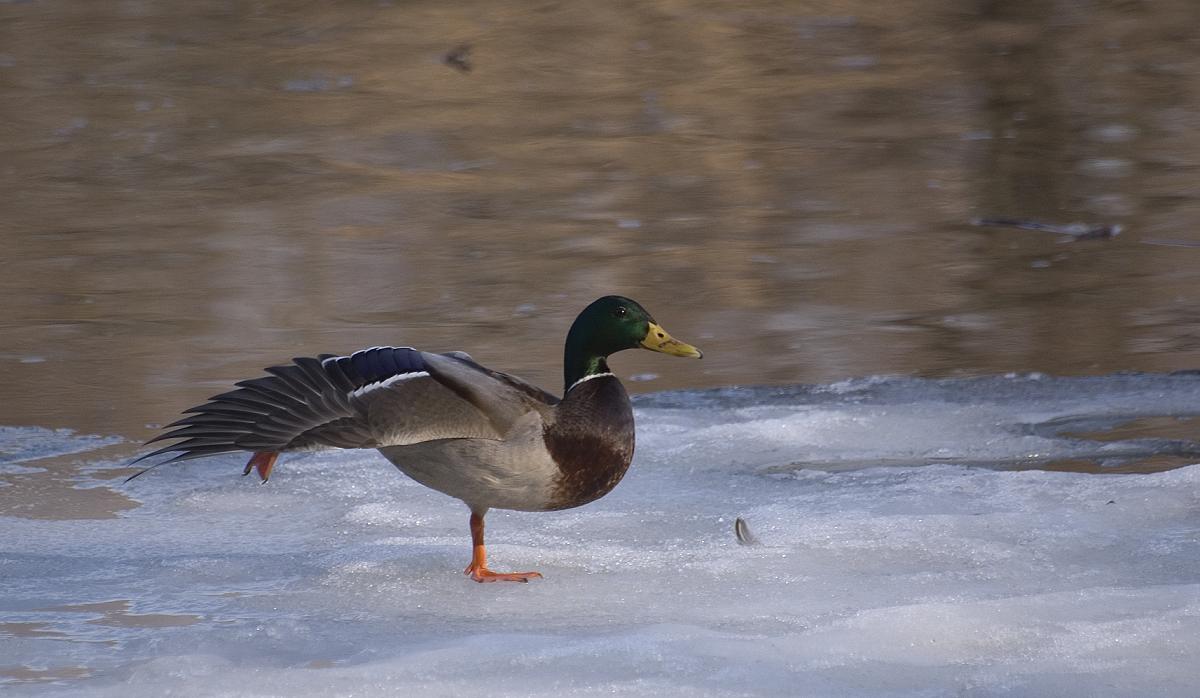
[293, 357, 346, 416]
[233, 386, 311, 416]
[319, 356, 356, 388]
[233, 435, 289, 450]
[145, 427, 253, 445]
[235, 376, 312, 405]
[205, 391, 278, 411]
[182, 402, 269, 417]
[287, 357, 330, 392]
[165, 414, 255, 429]
[264, 364, 322, 397]
[261, 412, 311, 432]
[130, 442, 240, 466]
[158, 436, 240, 449]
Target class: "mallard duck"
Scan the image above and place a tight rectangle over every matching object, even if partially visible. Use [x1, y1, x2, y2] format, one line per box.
[132, 296, 701, 582]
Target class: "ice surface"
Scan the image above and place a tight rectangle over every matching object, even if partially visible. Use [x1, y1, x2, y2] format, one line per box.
[0, 427, 121, 475]
[2, 373, 1199, 696]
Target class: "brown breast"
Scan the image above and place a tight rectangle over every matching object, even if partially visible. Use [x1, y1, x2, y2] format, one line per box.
[542, 376, 635, 510]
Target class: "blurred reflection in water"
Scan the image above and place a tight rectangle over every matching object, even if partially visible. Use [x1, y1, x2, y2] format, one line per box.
[1, 0, 1199, 437]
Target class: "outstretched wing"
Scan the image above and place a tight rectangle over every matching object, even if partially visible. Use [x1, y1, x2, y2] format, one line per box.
[134, 347, 557, 468]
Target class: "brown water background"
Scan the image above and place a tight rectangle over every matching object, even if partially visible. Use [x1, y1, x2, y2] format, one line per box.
[3, 0, 1200, 442]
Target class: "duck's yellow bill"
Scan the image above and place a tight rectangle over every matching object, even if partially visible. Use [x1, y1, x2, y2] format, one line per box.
[640, 322, 703, 358]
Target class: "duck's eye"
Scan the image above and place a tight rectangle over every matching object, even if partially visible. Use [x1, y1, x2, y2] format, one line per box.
[614, 306, 627, 317]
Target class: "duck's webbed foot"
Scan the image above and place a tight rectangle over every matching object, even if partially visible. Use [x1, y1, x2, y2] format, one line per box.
[243, 451, 279, 483]
[465, 511, 543, 583]
[464, 563, 543, 584]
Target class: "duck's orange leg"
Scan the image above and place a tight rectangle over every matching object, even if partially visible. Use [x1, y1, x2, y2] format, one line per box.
[242, 451, 279, 483]
[464, 512, 542, 583]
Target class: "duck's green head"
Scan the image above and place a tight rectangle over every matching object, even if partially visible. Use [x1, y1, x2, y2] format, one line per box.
[563, 295, 702, 390]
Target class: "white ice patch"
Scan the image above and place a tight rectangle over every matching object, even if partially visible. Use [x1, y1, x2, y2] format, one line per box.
[0, 426, 121, 472]
[2, 373, 1200, 696]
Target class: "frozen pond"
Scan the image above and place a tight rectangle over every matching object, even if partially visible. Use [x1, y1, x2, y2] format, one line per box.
[3, 373, 1199, 695]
